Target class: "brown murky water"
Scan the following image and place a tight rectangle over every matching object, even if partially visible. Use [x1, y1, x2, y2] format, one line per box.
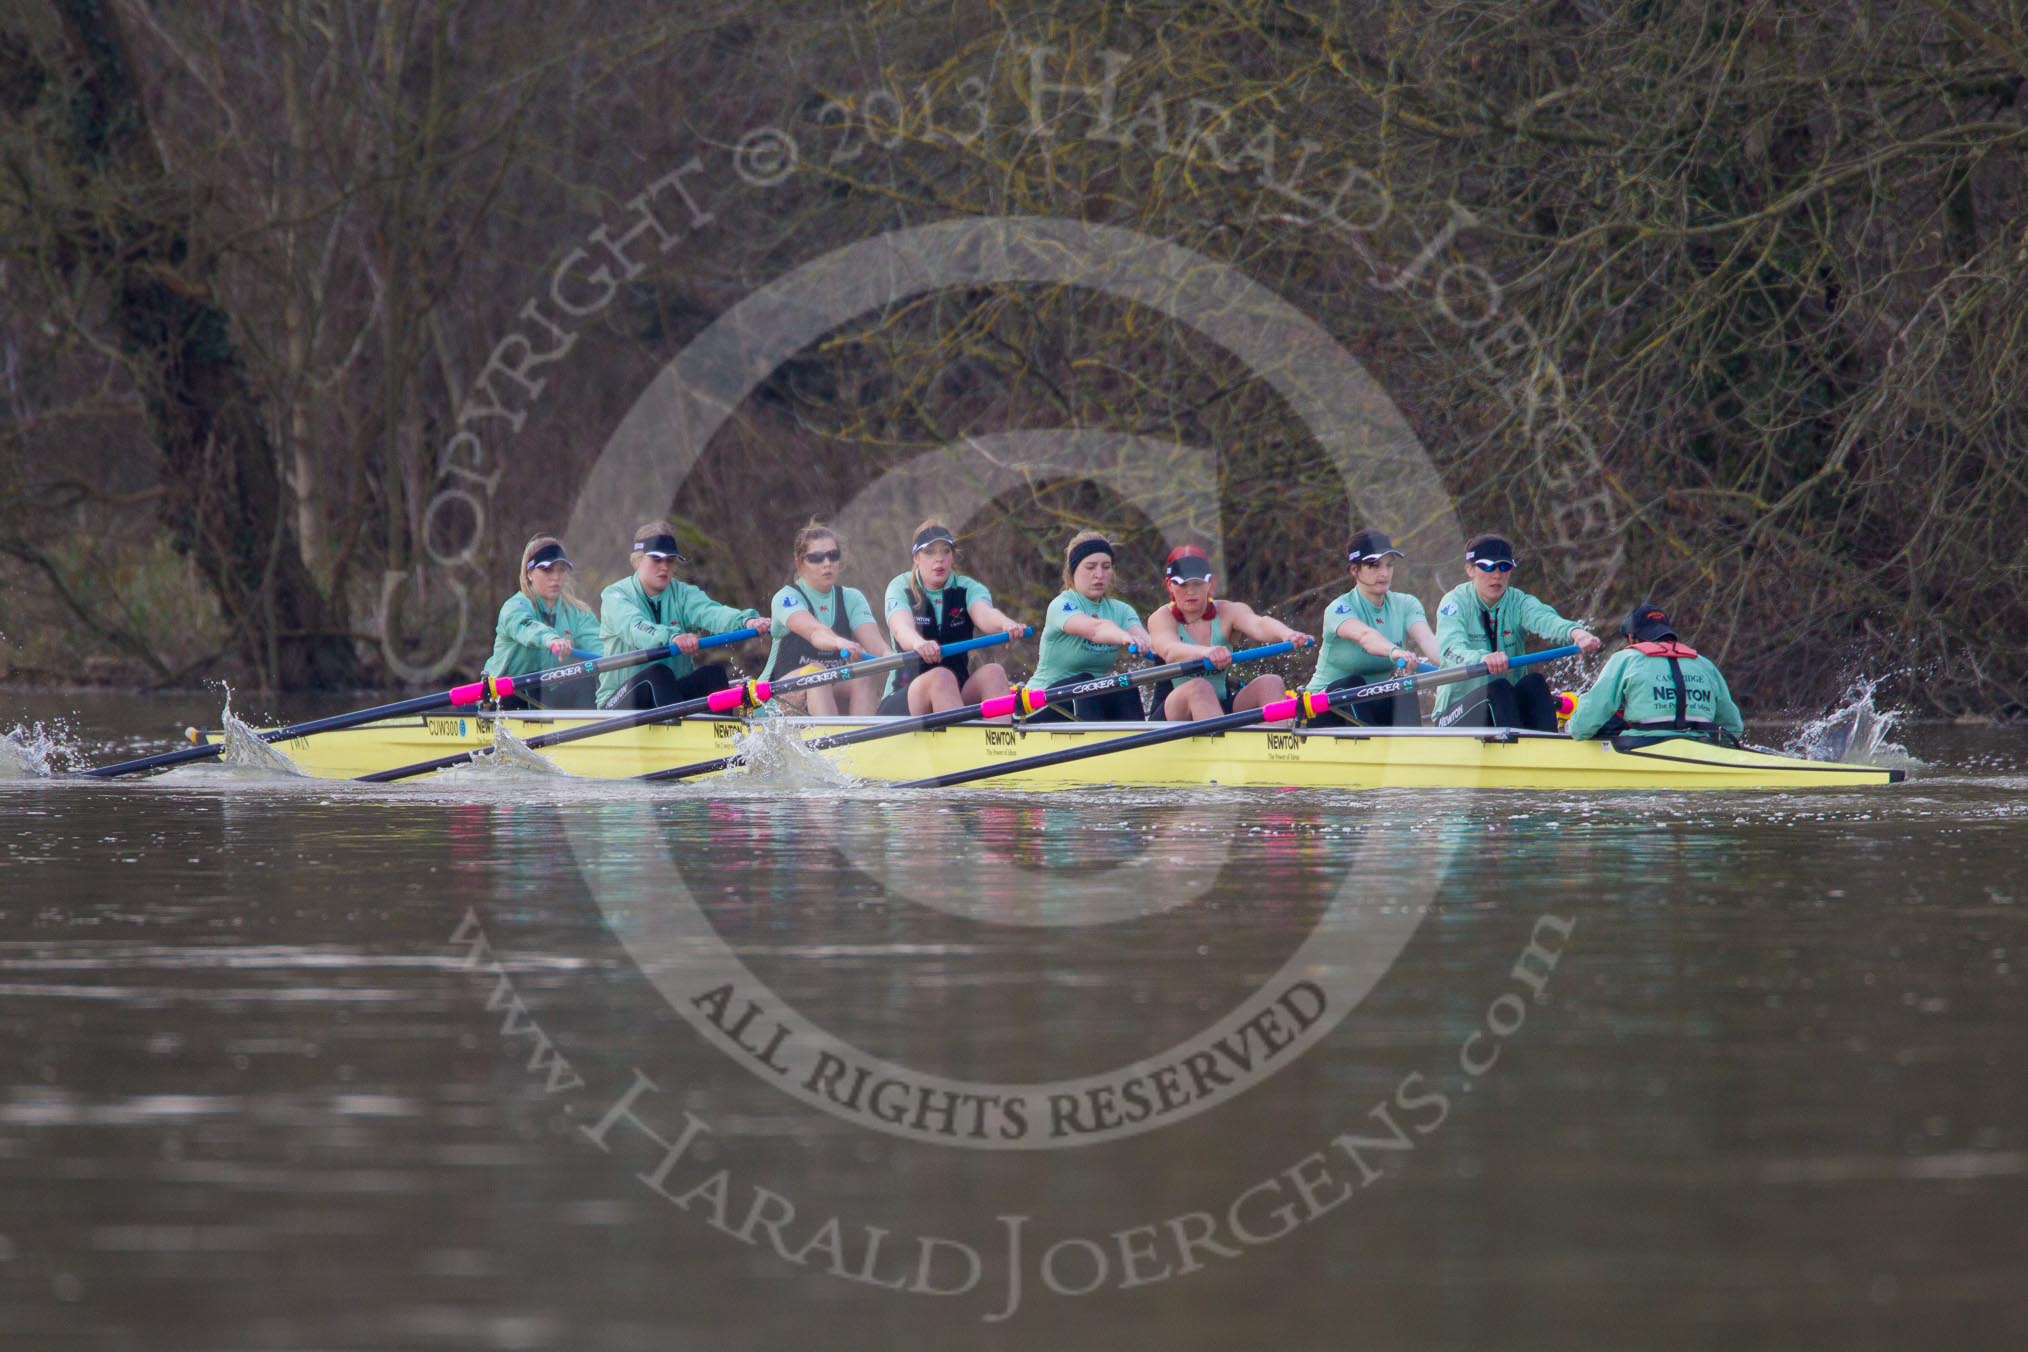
[3, 693, 2024, 1350]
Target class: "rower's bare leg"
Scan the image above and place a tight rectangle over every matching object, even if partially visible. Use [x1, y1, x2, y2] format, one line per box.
[1234, 673, 1287, 712]
[842, 672, 883, 716]
[960, 663, 1010, 721]
[908, 667, 962, 715]
[1165, 676, 1224, 721]
[804, 685, 841, 717]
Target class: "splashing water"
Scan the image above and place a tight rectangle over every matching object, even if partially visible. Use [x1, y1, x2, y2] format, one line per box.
[3, 721, 69, 778]
[216, 688, 307, 776]
[438, 720, 569, 779]
[1788, 676, 1911, 764]
[714, 717, 857, 789]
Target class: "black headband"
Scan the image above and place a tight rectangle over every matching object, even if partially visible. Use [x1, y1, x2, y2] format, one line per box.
[912, 526, 957, 554]
[1067, 537, 1113, 574]
[525, 542, 570, 570]
[632, 532, 687, 561]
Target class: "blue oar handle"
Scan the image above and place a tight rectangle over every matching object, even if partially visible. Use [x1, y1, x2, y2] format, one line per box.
[689, 626, 760, 652]
[1198, 640, 1294, 671]
[1504, 644, 1582, 673]
[572, 631, 751, 661]
[943, 629, 1028, 655]
[810, 628, 1021, 680]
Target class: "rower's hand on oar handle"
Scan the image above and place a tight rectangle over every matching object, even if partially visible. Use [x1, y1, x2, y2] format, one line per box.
[1206, 645, 1233, 670]
[1571, 627, 1602, 655]
[912, 638, 943, 664]
[998, 619, 1031, 639]
[1483, 650, 1511, 676]
[548, 637, 575, 659]
[670, 633, 702, 655]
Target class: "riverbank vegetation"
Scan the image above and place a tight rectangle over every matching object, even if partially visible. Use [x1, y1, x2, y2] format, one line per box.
[2, 1, 2022, 717]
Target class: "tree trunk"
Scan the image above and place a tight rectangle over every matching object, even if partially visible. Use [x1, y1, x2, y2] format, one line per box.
[50, 0, 360, 688]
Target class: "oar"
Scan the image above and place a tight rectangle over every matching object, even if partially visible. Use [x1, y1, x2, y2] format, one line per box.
[359, 631, 1020, 783]
[638, 638, 1293, 783]
[83, 629, 762, 779]
[901, 645, 1582, 789]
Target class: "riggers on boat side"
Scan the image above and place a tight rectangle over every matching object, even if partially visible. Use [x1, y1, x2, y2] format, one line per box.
[251, 711, 1905, 791]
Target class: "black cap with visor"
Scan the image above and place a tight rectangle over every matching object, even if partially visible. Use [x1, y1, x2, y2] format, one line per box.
[1347, 529, 1405, 564]
[633, 532, 688, 562]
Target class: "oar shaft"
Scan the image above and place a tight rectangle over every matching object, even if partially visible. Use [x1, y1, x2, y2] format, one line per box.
[906, 700, 1288, 789]
[83, 690, 471, 777]
[1022, 641, 1294, 712]
[635, 639, 1292, 783]
[900, 644, 1585, 789]
[87, 628, 760, 780]
[474, 626, 759, 705]
[1308, 643, 1579, 711]
[361, 631, 1019, 784]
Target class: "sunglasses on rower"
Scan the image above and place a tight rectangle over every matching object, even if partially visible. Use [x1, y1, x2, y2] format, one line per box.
[1470, 559, 1516, 573]
[803, 548, 843, 564]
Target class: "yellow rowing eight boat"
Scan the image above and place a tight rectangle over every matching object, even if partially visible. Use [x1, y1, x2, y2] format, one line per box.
[237, 711, 1905, 790]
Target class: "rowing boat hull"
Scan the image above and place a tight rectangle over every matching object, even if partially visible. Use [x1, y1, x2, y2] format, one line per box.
[244, 713, 1905, 790]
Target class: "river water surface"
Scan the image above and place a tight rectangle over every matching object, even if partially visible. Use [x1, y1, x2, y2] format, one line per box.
[2, 694, 2024, 1350]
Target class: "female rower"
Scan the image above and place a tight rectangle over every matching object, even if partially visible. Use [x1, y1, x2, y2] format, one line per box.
[1566, 602, 1743, 745]
[1025, 531, 1153, 723]
[879, 520, 1027, 715]
[479, 535, 600, 709]
[759, 522, 891, 716]
[1303, 529, 1442, 726]
[1429, 532, 1600, 731]
[596, 521, 771, 709]
[1145, 545, 1313, 720]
